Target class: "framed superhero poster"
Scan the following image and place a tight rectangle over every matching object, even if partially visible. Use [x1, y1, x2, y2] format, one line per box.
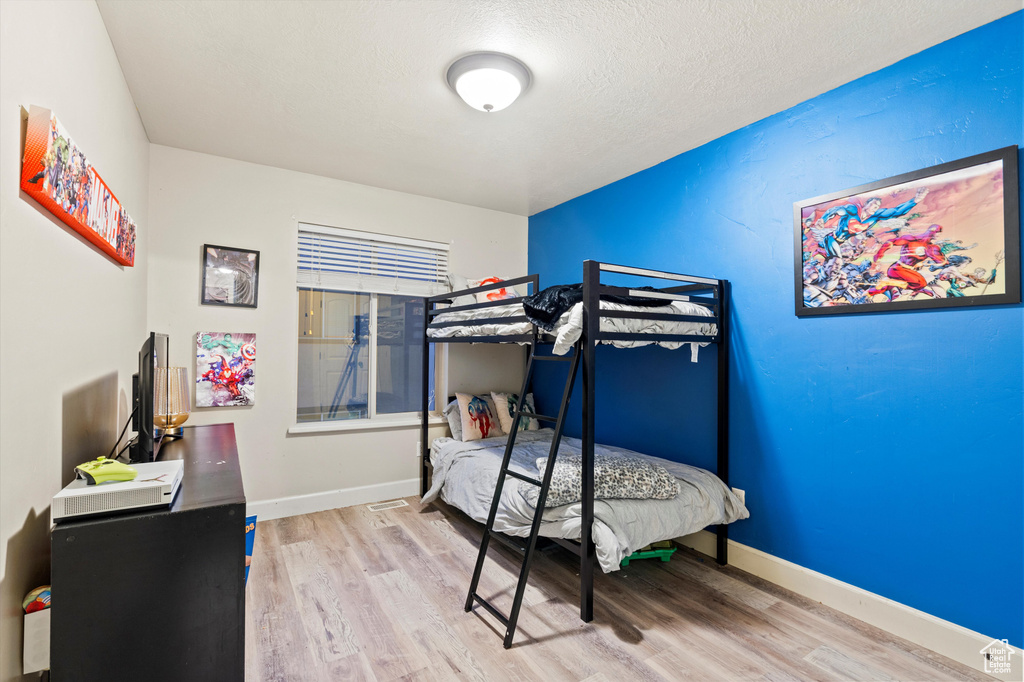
[794, 146, 1019, 317]
[19, 105, 137, 266]
[196, 332, 256, 407]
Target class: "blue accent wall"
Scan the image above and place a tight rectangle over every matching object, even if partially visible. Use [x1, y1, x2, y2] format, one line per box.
[528, 13, 1023, 644]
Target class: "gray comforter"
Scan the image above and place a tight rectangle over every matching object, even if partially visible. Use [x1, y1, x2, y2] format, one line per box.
[421, 429, 748, 572]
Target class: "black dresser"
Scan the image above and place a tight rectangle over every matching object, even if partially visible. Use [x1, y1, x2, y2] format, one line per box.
[50, 423, 246, 682]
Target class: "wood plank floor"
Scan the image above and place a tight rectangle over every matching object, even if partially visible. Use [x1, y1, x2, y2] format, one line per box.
[245, 497, 991, 681]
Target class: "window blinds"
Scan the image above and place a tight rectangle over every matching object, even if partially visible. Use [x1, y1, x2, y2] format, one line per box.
[297, 224, 449, 296]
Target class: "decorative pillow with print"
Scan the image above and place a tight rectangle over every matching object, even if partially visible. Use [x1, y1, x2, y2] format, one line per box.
[455, 393, 505, 441]
[491, 392, 540, 433]
[470, 277, 518, 303]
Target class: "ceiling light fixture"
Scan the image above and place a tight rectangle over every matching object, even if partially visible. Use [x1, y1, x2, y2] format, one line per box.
[446, 52, 531, 113]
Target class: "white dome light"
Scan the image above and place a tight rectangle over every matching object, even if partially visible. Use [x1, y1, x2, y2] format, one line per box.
[446, 53, 531, 113]
[455, 68, 522, 112]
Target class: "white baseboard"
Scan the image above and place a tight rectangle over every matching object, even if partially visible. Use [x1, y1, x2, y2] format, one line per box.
[246, 478, 420, 521]
[677, 530, 1018, 681]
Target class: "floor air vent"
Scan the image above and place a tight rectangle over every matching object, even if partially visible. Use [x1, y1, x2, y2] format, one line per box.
[367, 499, 408, 512]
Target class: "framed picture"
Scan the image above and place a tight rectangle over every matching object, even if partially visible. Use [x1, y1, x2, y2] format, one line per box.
[201, 244, 260, 308]
[794, 146, 1019, 317]
[196, 332, 256, 407]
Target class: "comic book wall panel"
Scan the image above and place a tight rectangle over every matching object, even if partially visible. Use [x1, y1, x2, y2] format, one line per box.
[196, 332, 256, 408]
[19, 105, 138, 266]
[794, 145, 1019, 316]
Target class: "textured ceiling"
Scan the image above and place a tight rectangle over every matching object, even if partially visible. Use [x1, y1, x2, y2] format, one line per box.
[96, 0, 1019, 216]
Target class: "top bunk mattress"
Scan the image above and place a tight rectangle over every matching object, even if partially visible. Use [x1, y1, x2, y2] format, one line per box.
[427, 299, 718, 358]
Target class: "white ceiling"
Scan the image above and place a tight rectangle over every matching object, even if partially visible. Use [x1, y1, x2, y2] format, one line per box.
[97, 0, 1019, 216]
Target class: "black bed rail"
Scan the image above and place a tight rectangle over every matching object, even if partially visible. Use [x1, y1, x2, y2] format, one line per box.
[597, 285, 718, 310]
[661, 282, 719, 294]
[428, 316, 531, 329]
[595, 332, 716, 344]
[429, 334, 536, 344]
[600, 310, 713, 324]
[427, 297, 522, 317]
[428, 274, 538, 310]
[597, 261, 719, 286]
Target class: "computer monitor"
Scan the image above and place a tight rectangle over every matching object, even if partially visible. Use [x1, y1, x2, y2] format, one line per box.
[130, 332, 169, 463]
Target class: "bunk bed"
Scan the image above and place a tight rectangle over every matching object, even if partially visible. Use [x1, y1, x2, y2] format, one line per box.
[419, 260, 745, 648]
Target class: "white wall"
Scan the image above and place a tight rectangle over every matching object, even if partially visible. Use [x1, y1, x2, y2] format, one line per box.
[0, 2, 150, 679]
[147, 145, 528, 510]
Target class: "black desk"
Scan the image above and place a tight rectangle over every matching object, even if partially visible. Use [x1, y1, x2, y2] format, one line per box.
[50, 424, 246, 682]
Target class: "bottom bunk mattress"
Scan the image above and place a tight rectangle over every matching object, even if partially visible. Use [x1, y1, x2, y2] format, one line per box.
[421, 429, 748, 573]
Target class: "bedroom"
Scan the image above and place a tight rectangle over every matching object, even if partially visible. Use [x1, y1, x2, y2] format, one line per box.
[0, 1, 1021, 680]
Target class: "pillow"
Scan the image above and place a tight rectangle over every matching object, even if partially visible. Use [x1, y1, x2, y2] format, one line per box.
[455, 392, 505, 441]
[491, 392, 540, 433]
[470, 277, 518, 304]
[443, 399, 463, 440]
[447, 274, 475, 308]
[524, 453, 680, 508]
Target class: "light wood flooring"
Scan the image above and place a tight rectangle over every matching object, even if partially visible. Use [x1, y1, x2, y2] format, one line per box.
[245, 497, 991, 681]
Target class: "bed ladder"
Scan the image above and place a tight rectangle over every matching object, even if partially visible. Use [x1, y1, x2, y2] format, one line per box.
[464, 341, 581, 648]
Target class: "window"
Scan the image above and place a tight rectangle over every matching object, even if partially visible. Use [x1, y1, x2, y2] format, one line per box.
[296, 224, 447, 425]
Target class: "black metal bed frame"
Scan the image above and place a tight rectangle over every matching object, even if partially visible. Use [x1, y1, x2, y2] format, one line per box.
[420, 259, 730, 640]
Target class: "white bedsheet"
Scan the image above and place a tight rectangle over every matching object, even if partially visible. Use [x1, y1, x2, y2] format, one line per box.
[427, 300, 717, 359]
[421, 429, 748, 572]
[428, 302, 530, 338]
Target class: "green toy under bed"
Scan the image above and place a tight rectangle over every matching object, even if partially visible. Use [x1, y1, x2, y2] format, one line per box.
[620, 540, 677, 566]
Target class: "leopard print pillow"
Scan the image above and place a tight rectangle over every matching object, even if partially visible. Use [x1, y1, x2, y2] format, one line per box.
[523, 453, 680, 507]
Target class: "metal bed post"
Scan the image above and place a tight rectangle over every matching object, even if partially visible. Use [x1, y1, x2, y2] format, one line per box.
[580, 259, 599, 622]
[526, 275, 540, 392]
[421, 295, 432, 497]
[715, 279, 730, 565]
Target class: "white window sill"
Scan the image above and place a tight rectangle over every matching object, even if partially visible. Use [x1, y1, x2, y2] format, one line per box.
[288, 415, 446, 435]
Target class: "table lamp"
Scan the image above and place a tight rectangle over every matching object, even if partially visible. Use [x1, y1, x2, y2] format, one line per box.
[155, 366, 190, 439]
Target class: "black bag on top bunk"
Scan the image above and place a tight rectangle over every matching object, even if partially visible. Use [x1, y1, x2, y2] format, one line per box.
[522, 283, 665, 331]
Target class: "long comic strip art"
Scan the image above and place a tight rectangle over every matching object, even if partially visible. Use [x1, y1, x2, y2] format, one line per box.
[794, 147, 1019, 316]
[20, 105, 137, 266]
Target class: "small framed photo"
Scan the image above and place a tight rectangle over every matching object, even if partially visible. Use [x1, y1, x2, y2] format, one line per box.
[794, 146, 1020, 317]
[201, 244, 260, 308]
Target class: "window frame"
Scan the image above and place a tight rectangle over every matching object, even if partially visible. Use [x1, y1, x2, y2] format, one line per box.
[289, 221, 448, 434]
